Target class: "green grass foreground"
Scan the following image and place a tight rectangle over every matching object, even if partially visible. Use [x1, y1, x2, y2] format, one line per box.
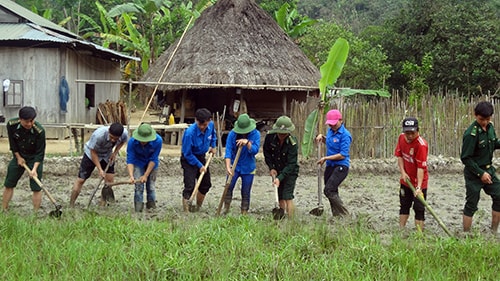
[0, 212, 498, 281]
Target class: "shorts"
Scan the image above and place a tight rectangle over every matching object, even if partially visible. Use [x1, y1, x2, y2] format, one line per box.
[399, 184, 426, 221]
[3, 158, 43, 192]
[77, 154, 115, 180]
[277, 175, 298, 200]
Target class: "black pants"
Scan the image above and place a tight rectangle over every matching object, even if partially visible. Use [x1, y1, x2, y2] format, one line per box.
[323, 165, 349, 199]
[180, 154, 212, 199]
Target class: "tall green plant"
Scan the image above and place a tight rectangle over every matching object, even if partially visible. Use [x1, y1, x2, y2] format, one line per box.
[274, 2, 316, 39]
[301, 38, 349, 158]
[301, 38, 390, 158]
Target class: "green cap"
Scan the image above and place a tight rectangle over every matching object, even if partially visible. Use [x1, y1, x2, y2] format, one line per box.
[233, 114, 256, 134]
[133, 123, 157, 142]
[269, 116, 295, 134]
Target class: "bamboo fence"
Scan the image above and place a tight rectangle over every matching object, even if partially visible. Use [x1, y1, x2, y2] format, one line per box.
[290, 93, 500, 159]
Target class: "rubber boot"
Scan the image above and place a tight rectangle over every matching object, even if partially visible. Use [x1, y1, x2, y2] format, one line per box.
[146, 201, 156, 210]
[196, 193, 205, 210]
[328, 194, 348, 217]
[223, 200, 231, 215]
[182, 198, 189, 212]
[134, 202, 144, 213]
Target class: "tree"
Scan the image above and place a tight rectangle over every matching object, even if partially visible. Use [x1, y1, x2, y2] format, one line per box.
[299, 21, 392, 90]
[274, 2, 316, 39]
[429, 0, 499, 94]
[371, 0, 499, 95]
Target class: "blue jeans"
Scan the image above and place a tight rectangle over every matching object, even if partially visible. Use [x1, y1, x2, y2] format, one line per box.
[225, 170, 255, 211]
[134, 167, 157, 203]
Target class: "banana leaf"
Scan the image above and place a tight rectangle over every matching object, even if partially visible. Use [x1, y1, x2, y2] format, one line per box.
[302, 38, 349, 158]
[338, 88, 391, 98]
[319, 38, 349, 101]
[301, 109, 319, 157]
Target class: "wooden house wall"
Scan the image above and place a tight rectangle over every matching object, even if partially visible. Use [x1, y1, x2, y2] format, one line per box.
[0, 47, 121, 125]
[164, 88, 316, 123]
[0, 47, 60, 122]
[66, 50, 121, 124]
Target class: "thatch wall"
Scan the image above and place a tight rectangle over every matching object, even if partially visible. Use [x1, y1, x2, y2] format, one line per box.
[290, 93, 500, 159]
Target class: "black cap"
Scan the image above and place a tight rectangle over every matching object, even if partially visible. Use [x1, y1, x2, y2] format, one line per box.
[19, 106, 37, 120]
[402, 117, 418, 132]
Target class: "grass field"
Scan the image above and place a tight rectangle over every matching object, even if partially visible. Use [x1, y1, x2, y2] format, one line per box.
[0, 211, 498, 280]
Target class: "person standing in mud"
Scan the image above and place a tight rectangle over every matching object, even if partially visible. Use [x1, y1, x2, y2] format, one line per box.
[126, 123, 162, 212]
[181, 108, 217, 212]
[316, 109, 351, 217]
[69, 122, 128, 207]
[2, 106, 46, 212]
[263, 116, 299, 218]
[394, 117, 429, 231]
[461, 101, 500, 233]
[223, 113, 261, 215]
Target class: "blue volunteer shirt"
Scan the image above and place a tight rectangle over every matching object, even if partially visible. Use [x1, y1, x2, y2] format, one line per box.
[126, 134, 163, 169]
[325, 124, 352, 168]
[84, 126, 128, 161]
[181, 121, 217, 168]
[224, 129, 260, 174]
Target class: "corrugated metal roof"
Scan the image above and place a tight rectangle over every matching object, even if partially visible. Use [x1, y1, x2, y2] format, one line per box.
[0, 0, 139, 61]
[0, 24, 65, 42]
[0, 0, 76, 38]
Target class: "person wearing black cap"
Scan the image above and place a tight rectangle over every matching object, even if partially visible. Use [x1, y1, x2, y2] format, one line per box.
[394, 117, 429, 231]
[2, 106, 46, 212]
[70, 122, 128, 207]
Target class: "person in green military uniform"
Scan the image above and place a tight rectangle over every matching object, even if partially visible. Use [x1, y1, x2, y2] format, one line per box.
[263, 116, 299, 218]
[2, 106, 46, 212]
[461, 101, 500, 233]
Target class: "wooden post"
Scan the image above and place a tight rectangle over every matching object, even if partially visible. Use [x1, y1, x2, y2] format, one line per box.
[180, 90, 186, 123]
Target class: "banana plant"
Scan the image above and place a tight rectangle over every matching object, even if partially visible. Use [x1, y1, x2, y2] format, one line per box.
[301, 38, 349, 158]
[301, 38, 391, 158]
[274, 3, 316, 39]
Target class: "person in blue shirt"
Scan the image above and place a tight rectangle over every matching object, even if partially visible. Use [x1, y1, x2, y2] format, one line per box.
[70, 123, 128, 207]
[181, 108, 217, 212]
[223, 113, 261, 215]
[315, 109, 352, 217]
[126, 123, 162, 212]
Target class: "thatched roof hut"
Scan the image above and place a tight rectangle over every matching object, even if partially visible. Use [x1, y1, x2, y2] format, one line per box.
[142, 0, 320, 124]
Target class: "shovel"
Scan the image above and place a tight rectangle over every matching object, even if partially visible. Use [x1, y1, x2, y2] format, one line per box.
[271, 176, 285, 220]
[87, 161, 112, 209]
[100, 180, 140, 203]
[405, 179, 453, 237]
[23, 164, 62, 218]
[216, 145, 243, 216]
[310, 142, 324, 216]
[188, 152, 213, 212]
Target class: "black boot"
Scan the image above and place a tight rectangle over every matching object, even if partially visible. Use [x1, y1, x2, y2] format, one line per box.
[328, 194, 348, 216]
[146, 201, 156, 210]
